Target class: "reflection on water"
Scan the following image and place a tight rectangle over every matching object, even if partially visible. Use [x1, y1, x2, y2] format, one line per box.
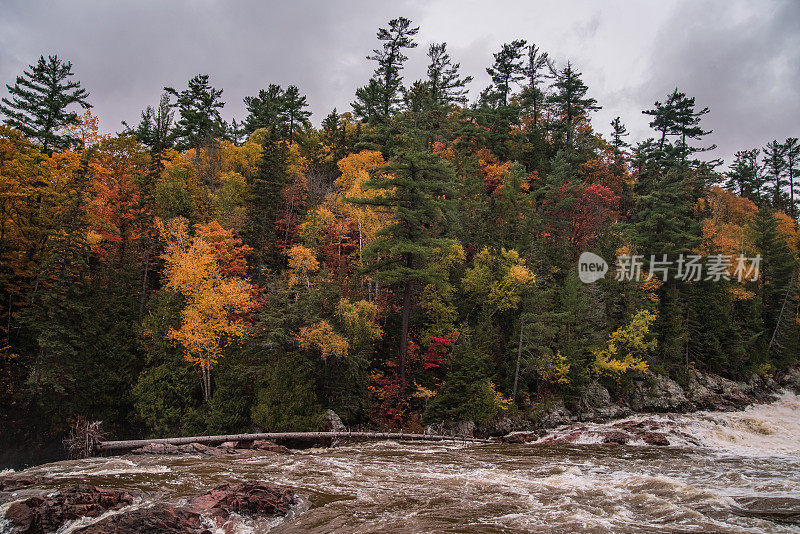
[2, 392, 800, 533]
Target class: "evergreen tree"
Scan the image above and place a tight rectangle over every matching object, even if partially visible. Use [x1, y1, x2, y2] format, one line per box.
[243, 84, 287, 135]
[426, 43, 472, 107]
[246, 128, 289, 281]
[752, 207, 797, 352]
[643, 90, 679, 152]
[670, 90, 715, 164]
[610, 117, 629, 150]
[762, 140, 788, 211]
[632, 168, 701, 257]
[164, 74, 225, 151]
[353, 17, 419, 123]
[0, 55, 92, 153]
[642, 89, 715, 166]
[349, 138, 455, 380]
[783, 137, 799, 220]
[283, 85, 311, 143]
[547, 62, 600, 148]
[725, 149, 762, 201]
[352, 79, 384, 124]
[520, 43, 551, 127]
[486, 40, 527, 107]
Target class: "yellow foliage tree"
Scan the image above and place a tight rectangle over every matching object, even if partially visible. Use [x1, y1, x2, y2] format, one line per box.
[286, 244, 319, 287]
[336, 298, 383, 347]
[592, 310, 656, 385]
[158, 217, 255, 402]
[462, 247, 536, 313]
[298, 320, 349, 360]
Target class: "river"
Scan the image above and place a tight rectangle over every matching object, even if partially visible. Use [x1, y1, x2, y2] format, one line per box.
[2, 392, 800, 533]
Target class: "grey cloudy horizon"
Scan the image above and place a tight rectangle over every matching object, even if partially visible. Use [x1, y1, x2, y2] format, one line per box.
[1, 0, 798, 167]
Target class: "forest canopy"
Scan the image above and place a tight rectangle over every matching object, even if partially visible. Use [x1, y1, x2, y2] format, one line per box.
[0, 17, 797, 458]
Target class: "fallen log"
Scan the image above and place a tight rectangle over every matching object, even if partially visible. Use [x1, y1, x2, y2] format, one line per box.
[96, 431, 491, 453]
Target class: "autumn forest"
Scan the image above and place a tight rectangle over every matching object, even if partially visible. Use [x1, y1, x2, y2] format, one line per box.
[1, 17, 798, 465]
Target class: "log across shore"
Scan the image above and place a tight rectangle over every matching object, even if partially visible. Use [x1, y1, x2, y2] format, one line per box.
[96, 431, 492, 453]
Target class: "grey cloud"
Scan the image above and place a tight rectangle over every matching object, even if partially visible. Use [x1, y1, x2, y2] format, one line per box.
[0, 0, 796, 165]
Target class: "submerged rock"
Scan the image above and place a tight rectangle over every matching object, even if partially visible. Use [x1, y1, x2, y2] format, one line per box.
[4, 485, 136, 533]
[190, 481, 296, 519]
[250, 440, 292, 454]
[7, 481, 299, 534]
[642, 432, 670, 446]
[0, 474, 38, 491]
[74, 503, 205, 534]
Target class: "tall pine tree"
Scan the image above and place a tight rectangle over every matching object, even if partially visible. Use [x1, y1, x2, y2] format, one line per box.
[1, 55, 92, 153]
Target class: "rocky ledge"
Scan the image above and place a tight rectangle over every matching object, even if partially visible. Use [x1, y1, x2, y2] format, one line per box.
[2, 481, 297, 534]
[448, 365, 800, 440]
[3, 485, 136, 533]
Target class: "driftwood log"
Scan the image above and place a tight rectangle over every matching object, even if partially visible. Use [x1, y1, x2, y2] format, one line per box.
[96, 431, 491, 453]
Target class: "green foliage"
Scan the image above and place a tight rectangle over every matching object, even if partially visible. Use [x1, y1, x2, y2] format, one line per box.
[164, 74, 226, 151]
[1, 55, 92, 153]
[251, 356, 326, 432]
[424, 335, 503, 425]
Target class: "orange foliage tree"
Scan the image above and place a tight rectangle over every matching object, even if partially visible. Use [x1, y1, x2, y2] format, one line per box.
[158, 217, 256, 402]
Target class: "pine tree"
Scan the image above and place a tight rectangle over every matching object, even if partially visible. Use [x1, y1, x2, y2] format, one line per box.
[783, 138, 799, 220]
[486, 40, 527, 107]
[752, 207, 797, 348]
[353, 17, 419, 123]
[246, 128, 289, 281]
[610, 117, 629, 150]
[762, 140, 788, 211]
[426, 43, 472, 107]
[0, 55, 92, 153]
[352, 79, 384, 124]
[283, 85, 311, 143]
[164, 74, 225, 151]
[643, 89, 715, 166]
[547, 62, 600, 148]
[633, 168, 701, 257]
[643, 90, 679, 152]
[670, 90, 715, 164]
[349, 136, 454, 380]
[725, 149, 762, 201]
[243, 84, 287, 135]
[520, 43, 551, 126]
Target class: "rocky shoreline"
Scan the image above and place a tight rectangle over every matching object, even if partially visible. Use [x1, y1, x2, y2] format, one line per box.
[436, 365, 800, 440]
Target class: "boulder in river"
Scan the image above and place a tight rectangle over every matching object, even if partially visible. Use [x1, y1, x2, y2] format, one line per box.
[74, 503, 206, 534]
[4, 485, 136, 533]
[0, 474, 38, 491]
[190, 481, 296, 520]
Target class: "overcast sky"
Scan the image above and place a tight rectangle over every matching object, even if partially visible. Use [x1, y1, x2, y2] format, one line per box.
[1, 0, 798, 166]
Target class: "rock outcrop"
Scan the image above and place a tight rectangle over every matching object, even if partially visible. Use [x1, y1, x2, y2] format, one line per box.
[4, 481, 298, 534]
[4, 485, 136, 533]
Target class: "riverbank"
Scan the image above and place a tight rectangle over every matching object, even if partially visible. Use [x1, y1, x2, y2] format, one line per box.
[440, 365, 800, 440]
[3, 391, 800, 532]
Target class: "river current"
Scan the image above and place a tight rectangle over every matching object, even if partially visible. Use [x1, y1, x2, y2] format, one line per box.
[2, 392, 799, 533]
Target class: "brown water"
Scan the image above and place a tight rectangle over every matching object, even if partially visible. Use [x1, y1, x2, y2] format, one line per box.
[2, 392, 800, 533]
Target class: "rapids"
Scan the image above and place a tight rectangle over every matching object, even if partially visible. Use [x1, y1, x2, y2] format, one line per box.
[2, 392, 799, 533]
